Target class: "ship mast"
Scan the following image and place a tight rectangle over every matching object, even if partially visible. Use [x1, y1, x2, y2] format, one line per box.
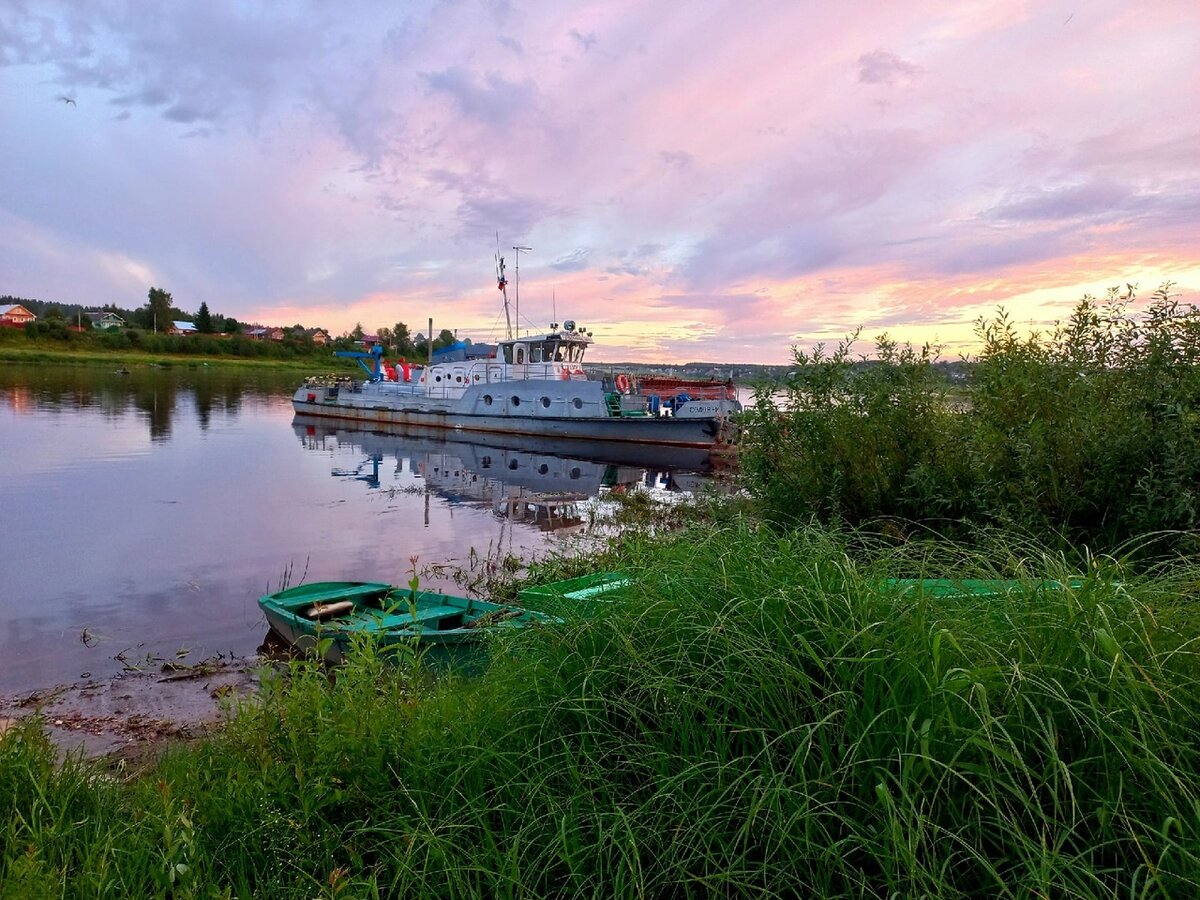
[496, 254, 512, 341]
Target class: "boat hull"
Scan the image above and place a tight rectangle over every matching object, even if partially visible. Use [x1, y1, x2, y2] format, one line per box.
[295, 396, 734, 448]
[292, 414, 718, 472]
[258, 581, 556, 670]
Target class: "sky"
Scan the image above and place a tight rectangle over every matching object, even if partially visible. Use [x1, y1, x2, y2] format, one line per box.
[2, 1, 1198, 364]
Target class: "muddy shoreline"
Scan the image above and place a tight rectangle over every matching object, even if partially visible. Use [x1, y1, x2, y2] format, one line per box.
[0, 655, 265, 760]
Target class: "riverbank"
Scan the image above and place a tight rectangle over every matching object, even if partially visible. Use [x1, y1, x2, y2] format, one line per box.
[1, 656, 261, 762]
[0, 343, 355, 372]
[3, 519, 1198, 897]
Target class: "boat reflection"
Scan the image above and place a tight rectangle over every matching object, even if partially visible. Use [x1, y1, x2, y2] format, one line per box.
[293, 415, 712, 533]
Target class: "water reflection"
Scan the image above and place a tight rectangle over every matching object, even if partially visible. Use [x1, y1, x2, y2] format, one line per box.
[0, 363, 292, 443]
[293, 416, 710, 534]
[0, 364, 721, 693]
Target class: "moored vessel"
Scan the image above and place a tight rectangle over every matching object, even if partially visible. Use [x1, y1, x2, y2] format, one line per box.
[293, 319, 741, 450]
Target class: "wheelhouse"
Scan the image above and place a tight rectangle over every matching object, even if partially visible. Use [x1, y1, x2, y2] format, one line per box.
[498, 331, 592, 365]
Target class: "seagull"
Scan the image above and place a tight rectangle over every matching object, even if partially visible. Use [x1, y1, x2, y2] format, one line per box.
[57, 95, 76, 106]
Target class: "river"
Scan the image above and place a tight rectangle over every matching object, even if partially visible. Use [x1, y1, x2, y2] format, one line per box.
[0, 363, 716, 692]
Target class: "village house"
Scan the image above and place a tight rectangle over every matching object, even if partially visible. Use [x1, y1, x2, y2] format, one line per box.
[0, 304, 36, 327]
[311, 329, 329, 346]
[85, 310, 125, 330]
[170, 320, 198, 335]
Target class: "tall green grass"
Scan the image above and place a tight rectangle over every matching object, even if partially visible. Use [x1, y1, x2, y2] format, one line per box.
[3, 522, 1199, 896]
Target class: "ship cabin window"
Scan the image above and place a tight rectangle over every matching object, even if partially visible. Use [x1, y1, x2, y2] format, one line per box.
[515, 346, 526, 364]
[502, 345, 514, 364]
[539, 339, 575, 363]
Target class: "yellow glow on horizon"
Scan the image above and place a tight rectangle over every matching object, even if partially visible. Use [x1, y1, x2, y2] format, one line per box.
[241, 255, 1200, 365]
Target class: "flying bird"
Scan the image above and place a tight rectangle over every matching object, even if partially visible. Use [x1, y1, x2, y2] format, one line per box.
[57, 95, 76, 106]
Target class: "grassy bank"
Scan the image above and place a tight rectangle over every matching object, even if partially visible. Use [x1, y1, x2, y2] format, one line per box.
[0, 343, 355, 372]
[4, 521, 1198, 897]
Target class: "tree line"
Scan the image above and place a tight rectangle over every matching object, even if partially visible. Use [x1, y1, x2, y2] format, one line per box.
[3, 288, 464, 360]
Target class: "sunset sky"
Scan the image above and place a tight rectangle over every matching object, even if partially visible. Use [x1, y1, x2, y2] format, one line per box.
[2, 1, 1198, 364]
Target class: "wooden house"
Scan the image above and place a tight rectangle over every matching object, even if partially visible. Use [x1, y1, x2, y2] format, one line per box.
[0, 304, 36, 327]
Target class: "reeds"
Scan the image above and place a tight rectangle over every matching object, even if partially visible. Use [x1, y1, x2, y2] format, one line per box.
[3, 521, 1199, 897]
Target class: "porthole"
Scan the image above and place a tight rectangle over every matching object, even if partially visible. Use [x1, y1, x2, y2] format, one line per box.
[569, 467, 582, 480]
[508, 459, 519, 470]
[538, 464, 549, 475]
[455, 375, 463, 383]
[572, 397, 583, 409]
[483, 395, 493, 406]
[511, 396, 521, 407]
[435, 375, 442, 382]
[540, 396, 551, 408]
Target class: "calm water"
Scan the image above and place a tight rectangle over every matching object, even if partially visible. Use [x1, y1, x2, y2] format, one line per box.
[0, 363, 710, 692]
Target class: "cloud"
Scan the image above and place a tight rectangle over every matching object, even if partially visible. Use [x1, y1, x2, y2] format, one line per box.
[988, 181, 1144, 223]
[856, 49, 922, 86]
[422, 66, 536, 124]
[111, 86, 170, 108]
[550, 248, 590, 271]
[569, 29, 598, 52]
[607, 244, 668, 277]
[660, 150, 694, 172]
[2, 1, 1198, 363]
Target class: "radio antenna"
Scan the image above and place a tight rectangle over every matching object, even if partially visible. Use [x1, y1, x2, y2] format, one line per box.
[513, 245, 532, 338]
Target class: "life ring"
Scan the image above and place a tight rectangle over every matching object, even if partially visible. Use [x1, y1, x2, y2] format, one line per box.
[615, 374, 631, 393]
[561, 368, 570, 380]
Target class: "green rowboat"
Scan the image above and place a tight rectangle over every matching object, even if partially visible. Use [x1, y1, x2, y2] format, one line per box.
[259, 581, 558, 666]
[518, 572, 631, 612]
[880, 578, 1085, 597]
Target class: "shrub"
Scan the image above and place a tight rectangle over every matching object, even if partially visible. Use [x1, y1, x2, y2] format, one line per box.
[741, 284, 1200, 552]
[742, 332, 974, 528]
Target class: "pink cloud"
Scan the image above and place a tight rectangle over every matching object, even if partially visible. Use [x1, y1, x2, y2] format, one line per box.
[1, 1, 1197, 364]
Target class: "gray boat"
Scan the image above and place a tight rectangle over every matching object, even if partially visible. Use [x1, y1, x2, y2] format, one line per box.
[293, 320, 741, 450]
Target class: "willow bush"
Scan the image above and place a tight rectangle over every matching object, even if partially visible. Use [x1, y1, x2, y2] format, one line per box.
[741, 284, 1200, 551]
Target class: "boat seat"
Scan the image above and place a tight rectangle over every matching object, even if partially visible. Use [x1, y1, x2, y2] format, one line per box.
[293, 583, 391, 605]
[409, 604, 471, 621]
[339, 606, 469, 632]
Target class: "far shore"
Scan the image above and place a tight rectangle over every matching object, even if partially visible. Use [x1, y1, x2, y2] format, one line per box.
[0, 344, 359, 372]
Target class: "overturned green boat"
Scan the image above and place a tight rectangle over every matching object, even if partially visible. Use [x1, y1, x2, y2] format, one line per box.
[879, 578, 1085, 597]
[518, 572, 631, 611]
[259, 581, 558, 666]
